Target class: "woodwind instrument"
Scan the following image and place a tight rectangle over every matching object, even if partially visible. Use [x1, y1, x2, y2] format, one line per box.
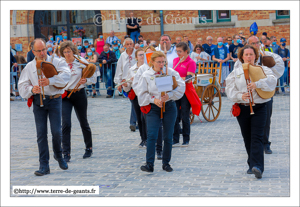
[37, 68, 44, 107]
[160, 42, 168, 118]
[242, 63, 255, 115]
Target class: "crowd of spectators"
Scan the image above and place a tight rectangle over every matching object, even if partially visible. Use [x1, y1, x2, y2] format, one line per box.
[10, 28, 290, 100]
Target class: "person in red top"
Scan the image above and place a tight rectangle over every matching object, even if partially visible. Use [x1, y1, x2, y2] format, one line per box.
[172, 42, 196, 147]
[94, 32, 105, 55]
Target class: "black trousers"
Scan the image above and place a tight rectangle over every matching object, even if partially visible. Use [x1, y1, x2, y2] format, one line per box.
[263, 98, 273, 147]
[130, 96, 147, 142]
[173, 94, 191, 143]
[62, 88, 92, 155]
[237, 103, 267, 173]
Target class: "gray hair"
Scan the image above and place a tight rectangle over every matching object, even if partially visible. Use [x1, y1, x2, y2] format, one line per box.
[246, 35, 259, 44]
[123, 38, 134, 46]
[206, 36, 213, 40]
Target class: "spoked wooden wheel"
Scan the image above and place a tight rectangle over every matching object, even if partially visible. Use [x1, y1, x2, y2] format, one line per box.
[201, 84, 222, 122]
[189, 110, 195, 124]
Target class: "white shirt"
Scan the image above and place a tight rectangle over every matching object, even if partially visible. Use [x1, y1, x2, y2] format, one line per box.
[225, 63, 277, 104]
[132, 63, 150, 95]
[137, 67, 185, 106]
[155, 44, 178, 68]
[62, 56, 97, 90]
[190, 51, 211, 64]
[18, 55, 71, 99]
[234, 51, 284, 80]
[123, 63, 138, 92]
[114, 49, 137, 84]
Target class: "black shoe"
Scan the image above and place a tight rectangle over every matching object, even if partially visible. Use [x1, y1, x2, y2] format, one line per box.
[264, 145, 272, 154]
[83, 148, 93, 159]
[130, 125, 136, 132]
[34, 167, 50, 176]
[63, 154, 71, 162]
[140, 163, 154, 172]
[139, 141, 145, 148]
[162, 164, 173, 172]
[92, 93, 96, 98]
[247, 168, 253, 174]
[157, 151, 162, 160]
[106, 95, 112, 98]
[57, 157, 68, 170]
[252, 166, 262, 179]
[182, 142, 189, 147]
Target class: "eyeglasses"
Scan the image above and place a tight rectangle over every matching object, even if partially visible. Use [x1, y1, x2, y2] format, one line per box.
[250, 42, 260, 46]
[138, 54, 144, 57]
[239, 33, 243, 34]
[63, 50, 72, 55]
[155, 61, 165, 64]
[196, 48, 201, 50]
[34, 48, 47, 53]
[176, 50, 183, 54]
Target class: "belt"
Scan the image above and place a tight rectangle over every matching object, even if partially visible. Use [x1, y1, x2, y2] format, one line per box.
[239, 102, 265, 106]
[49, 94, 61, 99]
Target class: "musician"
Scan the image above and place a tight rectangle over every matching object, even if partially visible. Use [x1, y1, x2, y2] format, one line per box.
[172, 42, 197, 147]
[155, 34, 178, 68]
[132, 46, 164, 160]
[18, 38, 71, 176]
[122, 48, 147, 148]
[60, 41, 97, 162]
[235, 35, 284, 154]
[137, 51, 185, 172]
[114, 38, 137, 131]
[225, 45, 277, 179]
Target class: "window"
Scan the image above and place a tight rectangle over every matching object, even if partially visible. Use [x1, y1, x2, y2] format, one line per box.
[216, 10, 231, 22]
[198, 10, 213, 23]
[276, 10, 290, 19]
[34, 10, 102, 42]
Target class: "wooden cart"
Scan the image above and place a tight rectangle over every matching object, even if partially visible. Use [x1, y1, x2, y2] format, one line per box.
[190, 62, 222, 123]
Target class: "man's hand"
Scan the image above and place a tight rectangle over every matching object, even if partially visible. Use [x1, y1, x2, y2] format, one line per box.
[233, 58, 238, 62]
[154, 98, 162, 108]
[242, 92, 250, 102]
[247, 82, 257, 92]
[13, 63, 18, 67]
[102, 60, 107, 64]
[38, 78, 49, 87]
[117, 85, 122, 92]
[79, 78, 87, 85]
[282, 57, 287, 61]
[196, 56, 201, 60]
[32, 85, 41, 94]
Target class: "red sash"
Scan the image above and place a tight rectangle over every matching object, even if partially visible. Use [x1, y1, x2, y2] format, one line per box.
[128, 89, 136, 100]
[231, 103, 241, 117]
[62, 90, 68, 99]
[184, 82, 201, 116]
[140, 104, 151, 114]
[27, 95, 34, 108]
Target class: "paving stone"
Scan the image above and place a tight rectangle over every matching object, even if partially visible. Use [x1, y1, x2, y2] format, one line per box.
[10, 93, 290, 197]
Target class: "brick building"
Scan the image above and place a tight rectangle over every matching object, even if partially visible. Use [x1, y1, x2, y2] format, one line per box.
[10, 10, 290, 58]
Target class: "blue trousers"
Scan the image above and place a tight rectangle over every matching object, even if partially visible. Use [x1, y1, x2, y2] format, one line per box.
[279, 66, 288, 92]
[103, 64, 115, 96]
[33, 95, 63, 168]
[146, 101, 177, 166]
[263, 98, 272, 147]
[130, 102, 137, 126]
[237, 103, 267, 173]
[130, 31, 140, 43]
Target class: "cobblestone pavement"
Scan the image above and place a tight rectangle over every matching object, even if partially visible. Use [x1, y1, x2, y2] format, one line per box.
[9, 91, 290, 197]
